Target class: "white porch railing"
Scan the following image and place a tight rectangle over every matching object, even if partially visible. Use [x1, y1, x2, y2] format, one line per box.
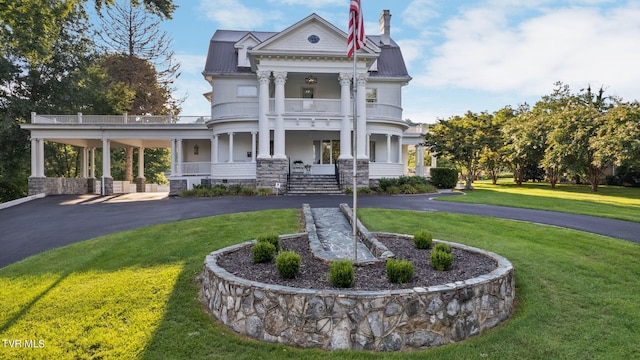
[369, 162, 404, 179]
[31, 113, 211, 125]
[211, 102, 259, 120]
[181, 162, 211, 176]
[284, 99, 341, 114]
[366, 103, 403, 120]
[211, 162, 256, 179]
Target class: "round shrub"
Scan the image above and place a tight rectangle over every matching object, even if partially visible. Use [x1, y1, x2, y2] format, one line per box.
[400, 184, 417, 194]
[276, 251, 301, 279]
[257, 233, 280, 252]
[386, 259, 414, 284]
[413, 230, 432, 249]
[252, 241, 276, 263]
[430, 168, 458, 189]
[433, 242, 452, 254]
[329, 260, 355, 288]
[430, 249, 454, 271]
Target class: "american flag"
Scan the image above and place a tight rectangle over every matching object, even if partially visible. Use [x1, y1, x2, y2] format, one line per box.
[347, 0, 365, 58]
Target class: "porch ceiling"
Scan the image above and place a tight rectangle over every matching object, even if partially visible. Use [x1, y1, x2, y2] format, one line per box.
[46, 138, 171, 149]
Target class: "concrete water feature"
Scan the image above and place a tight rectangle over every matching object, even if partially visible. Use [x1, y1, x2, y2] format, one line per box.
[201, 204, 515, 351]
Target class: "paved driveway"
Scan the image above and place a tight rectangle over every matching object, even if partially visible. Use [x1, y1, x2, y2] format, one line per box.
[1, 193, 639, 268]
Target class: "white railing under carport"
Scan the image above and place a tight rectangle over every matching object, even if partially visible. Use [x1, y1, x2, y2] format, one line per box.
[369, 162, 405, 179]
[31, 112, 210, 125]
[211, 162, 256, 179]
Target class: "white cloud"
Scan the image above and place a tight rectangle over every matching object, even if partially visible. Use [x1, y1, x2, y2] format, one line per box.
[420, 3, 640, 101]
[401, 0, 439, 28]
[268, 0, 343, 7]
[175, 54, 207, 74]
[198, 0, 282, 29]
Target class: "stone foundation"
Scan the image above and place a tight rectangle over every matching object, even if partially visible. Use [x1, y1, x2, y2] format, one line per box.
[169, 179, 188, 196]
[201, 234, 515, 351]
[135, 177, 146, 193]
[256, 158, 288, 191]
[29, 177, 90, 196]
[337, 158, 369, 189]
[101, 177, 113, 196]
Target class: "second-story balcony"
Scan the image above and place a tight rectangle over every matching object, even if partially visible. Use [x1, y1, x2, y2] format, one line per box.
[211, 99, 402, 121]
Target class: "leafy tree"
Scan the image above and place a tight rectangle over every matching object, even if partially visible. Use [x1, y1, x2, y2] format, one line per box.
[424, 111, 494, 190]
[480, 106, 512, 184]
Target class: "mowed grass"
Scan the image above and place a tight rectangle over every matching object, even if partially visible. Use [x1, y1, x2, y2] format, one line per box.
[438, 180, 640, 223]
[1, 208, 639, 359]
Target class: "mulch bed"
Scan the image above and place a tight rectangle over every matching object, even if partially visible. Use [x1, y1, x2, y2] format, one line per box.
[216, 234, 497, 291]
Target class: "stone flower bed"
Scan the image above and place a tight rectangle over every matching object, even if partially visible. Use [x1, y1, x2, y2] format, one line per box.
[200, 233, 515, 351]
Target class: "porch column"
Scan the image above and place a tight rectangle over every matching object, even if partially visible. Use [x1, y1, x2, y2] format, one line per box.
[339, 73, 352, 159]
[90, 148, 96, 178]
[431, 153, 437, 167]
[386, 134, 392, 163]
[170, 139, 176, 176]
[228, 132, 234, 163]
[81, 147, 88, 178]
[212, 134, 219, 163]
[37, 138, 45, 177]
[273, 71, 287, 159]
[30, 138, 38, 177]
[366, 133, 371, 158]
[417, 145, 425, 177]
[102, 138, 111, 178]
[251, 131, 257, 162]
[176, 139, 183, 176]
[356, 73, 367, 158]
[257, 70, 271, 158]
[398, 135, 403, 163]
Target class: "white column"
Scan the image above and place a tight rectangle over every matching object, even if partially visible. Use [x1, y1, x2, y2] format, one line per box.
[417, 145, 425, 177]
[37, 138, 45, 177]
[366, 133, 371, 158]
[170, 139, 176, 176]
[356, 73, 367, 158]
[102, 138, 111, 178]
[137, 147, 145, 178]
[90, 148, 95, 178]
[81, 147, 88, 178]
[228, 132, 234, 163]
[176, 139, 183, 176]
[212, 134, 219, 163]
[398, 135, 403, 163]
[386, 134, 392, 163]
[273, 71, 287, 159]
[431, 153, 437, 167]
[257, 70, 271, 159]
[30, 138, 38, 177]
[251, 132, 257, 162]
[339, 73, 353, 159]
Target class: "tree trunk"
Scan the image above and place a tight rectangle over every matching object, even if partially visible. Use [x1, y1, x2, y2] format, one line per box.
[589, 166, 601, 192]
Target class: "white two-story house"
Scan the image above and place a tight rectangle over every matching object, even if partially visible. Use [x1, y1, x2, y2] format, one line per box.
[23, 11, 430, 196]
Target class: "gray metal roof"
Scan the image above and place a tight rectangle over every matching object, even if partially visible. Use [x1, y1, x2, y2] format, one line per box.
[203, 28, 410, 80]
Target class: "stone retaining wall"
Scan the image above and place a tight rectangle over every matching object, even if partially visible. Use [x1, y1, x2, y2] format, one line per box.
[201, 234, 515, 351]
[28, 177, 89, 195]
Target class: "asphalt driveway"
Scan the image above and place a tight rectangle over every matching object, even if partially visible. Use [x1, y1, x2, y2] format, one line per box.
[1, 193, 639, 268]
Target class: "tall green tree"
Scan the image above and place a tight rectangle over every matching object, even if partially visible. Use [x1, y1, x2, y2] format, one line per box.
[424, 111, 494, 190]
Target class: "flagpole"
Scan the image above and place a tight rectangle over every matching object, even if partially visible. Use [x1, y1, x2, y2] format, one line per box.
[352, 9, 358, 263]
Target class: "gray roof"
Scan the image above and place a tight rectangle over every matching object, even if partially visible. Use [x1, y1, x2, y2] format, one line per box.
[203, 30, 410, 80]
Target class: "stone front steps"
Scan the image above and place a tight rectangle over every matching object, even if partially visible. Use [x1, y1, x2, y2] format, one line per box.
[287, 174, 342, 195]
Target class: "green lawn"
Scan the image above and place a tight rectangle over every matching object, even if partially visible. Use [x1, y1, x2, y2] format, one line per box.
[439, 180, 640, 222]
[1, 208, 639, 359]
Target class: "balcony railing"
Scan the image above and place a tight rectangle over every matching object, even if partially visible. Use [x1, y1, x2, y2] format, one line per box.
[31, 113, 211, 125]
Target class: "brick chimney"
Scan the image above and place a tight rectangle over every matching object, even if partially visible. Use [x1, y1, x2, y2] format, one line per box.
[380, 10, 391, 46]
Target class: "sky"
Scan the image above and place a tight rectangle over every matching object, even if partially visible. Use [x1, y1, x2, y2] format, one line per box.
[156, 0, 640, 123]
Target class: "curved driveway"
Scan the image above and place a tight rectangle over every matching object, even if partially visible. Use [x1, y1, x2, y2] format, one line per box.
[1, 193, 639, 268]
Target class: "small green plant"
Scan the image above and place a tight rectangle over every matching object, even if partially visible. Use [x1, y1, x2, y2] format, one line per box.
[257, 233, 280, 252]
[413, 230, 432, 249]
[257, 187, 272, 196]
[431, 248, 454, 271]
[228, 184, 243, 195]
[358, 187, 373, 195]
[433, 242, 452, 254]
[400, 184, 417, 194]
[276, 251, 301, 279]
[252, 241, 276, 263]
[329, 260, 355, 288]
[386, 258, 414, 284]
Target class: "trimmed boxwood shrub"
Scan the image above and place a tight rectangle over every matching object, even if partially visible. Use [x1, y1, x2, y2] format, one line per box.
[252, 241, 276, 263]
[386, 258, 414, 284]
[430, 168, 458, 189]
[257, 233, 280, 252]
[414, 230, 432, 249]
[276, 251, 301, 279]
[329, 260, 355, 288]
[433, 242, 452, 254]
[431, 248, 454, 271]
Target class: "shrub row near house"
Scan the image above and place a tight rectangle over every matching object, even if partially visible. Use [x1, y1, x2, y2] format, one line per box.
[181, 184, 273, 197]
[430, 168, 458, 189]
[377, 176, 437, 194]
